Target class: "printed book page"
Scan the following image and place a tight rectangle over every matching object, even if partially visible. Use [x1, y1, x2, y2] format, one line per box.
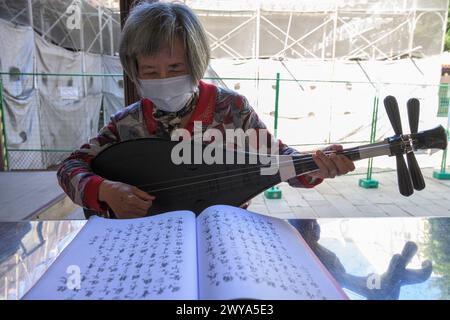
[23, 210, 198, 300]
[196, 205, 347, 300]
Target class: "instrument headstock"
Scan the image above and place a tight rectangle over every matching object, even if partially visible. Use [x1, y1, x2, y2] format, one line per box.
[384, 96, 447, 196]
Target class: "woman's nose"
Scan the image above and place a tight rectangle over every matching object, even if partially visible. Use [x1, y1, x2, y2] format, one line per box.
[157, 71, 168, 79]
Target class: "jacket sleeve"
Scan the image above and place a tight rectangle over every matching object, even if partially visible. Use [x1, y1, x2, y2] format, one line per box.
[231, 93, 323, 189]
[56, 119, 121, 216]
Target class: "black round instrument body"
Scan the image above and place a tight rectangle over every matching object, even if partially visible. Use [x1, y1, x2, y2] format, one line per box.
[91, 138, 280, 216]
[90, 122, 448, 216]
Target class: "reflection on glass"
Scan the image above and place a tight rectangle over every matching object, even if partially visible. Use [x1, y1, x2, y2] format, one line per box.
[423, 218, 450, 300]
[0, 221, 86, 300]
[290, 217, 450, 300]
[1, 217, 449, 300]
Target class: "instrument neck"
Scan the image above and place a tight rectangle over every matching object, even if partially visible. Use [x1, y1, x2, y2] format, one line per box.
[292, 141, 392, 176]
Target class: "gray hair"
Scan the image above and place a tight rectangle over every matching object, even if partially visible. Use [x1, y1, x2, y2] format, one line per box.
[119, 1, 210, 85]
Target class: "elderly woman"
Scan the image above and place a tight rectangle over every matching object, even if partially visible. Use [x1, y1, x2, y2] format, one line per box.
[57, 2, 355, 219]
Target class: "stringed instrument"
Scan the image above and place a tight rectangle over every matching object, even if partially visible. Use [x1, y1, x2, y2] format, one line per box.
[91, 96, 448, 215]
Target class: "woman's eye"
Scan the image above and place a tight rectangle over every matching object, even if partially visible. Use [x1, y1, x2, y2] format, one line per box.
[169, 65, 184, 71]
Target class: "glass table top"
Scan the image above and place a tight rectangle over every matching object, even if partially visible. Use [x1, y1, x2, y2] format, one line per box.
[1, 216, 449, 300]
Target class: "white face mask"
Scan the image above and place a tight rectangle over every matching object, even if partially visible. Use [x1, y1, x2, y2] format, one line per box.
[138, 74, 197, 113]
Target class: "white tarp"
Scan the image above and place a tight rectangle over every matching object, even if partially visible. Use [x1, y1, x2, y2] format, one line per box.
[209, 56, 446, 168]
[0, 19, 43, 169]
[102, 55, 124, 121]
[35, 34, 103, 167]
[0, 17, 107, 169]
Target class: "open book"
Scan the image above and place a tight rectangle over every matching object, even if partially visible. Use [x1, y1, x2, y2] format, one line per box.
[23, 205, 347, 300]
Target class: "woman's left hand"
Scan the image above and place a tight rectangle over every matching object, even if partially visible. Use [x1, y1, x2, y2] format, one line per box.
[308, 144, 355, 179]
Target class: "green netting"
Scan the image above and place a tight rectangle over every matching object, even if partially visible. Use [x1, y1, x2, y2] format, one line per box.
[437, 84, 449, 117]
[0, 72, 446, 177]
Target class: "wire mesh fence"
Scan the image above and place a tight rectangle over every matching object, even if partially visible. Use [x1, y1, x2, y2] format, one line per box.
[0, 72, 123, 170]
[0, 72, 448, 178]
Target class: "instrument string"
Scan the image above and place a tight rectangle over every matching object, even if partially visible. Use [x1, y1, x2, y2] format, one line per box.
[131, 147, 362, 187]
[137, 148, 354, 192]
[144, 164, 321, 204]
[133, 141, 396, 195]
[135, 142, 388, 189]
[136, 144, 386, 193]
[123, 141, 409, 205]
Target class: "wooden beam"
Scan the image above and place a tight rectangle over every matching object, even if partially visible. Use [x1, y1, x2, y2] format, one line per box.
[119, 0, 140, 105]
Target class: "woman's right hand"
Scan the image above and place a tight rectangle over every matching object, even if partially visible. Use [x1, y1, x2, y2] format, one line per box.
[98, 180, 155, 219]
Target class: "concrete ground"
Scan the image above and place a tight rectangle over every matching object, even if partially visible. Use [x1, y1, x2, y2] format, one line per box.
[0, 171, 69, 221]
[248, 167, 450, 219]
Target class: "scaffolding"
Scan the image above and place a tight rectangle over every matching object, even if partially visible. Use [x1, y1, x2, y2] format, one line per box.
[188, 0, 449, 60]
[0, 0, 448, 60]
[0, 0, 121, 56]
[0, 0, 449, 172]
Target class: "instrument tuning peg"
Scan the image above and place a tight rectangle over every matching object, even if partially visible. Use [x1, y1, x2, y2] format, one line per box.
[396, 155, 414, 196]
[406, 98, 425, 191]
[384, 96, 414, 196]
[384, 96, 403, 135]
[407, 98, 420, 134]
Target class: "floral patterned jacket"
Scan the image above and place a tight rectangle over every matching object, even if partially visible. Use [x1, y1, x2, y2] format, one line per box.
[57, 81, 322, 218]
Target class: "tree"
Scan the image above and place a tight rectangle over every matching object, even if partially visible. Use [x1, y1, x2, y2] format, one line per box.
[423, 219, 450, 299]
[445, 2, 450, 51]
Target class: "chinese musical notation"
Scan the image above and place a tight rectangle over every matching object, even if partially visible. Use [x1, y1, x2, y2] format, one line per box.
[53, 213, 194, 300]
[198, 208, 328, 300]
[24, 206, 344, 300]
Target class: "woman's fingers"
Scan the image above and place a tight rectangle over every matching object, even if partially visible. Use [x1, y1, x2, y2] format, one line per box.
[312, 145, 355, 179]
[325, 144, 343, 153]
[116, 202, 148, 218]
[132, 187, 156, 201]
[313, 150, 338, 178]
[312, 151, 333, 178]
[130, 198, 152, 212]
[331, 154, 351, 175]
[114, 191, 154, 219]
[124, 194, 152, 214]
[311, 153, 325, 178]
[339, 154, 356, 174]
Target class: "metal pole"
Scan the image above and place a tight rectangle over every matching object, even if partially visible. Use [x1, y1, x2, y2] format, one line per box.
[27, 0, 37, 90]
[408, 3, 416, 58]
[321, 16, 327, 59]
[331, 3, 338, 60]
[283, 12, 293, 55]
[40, 7, 45, 41]
[440, 141, 448, 173]
[98, 5, 104, 55]
[108, 14, 114, 56]
[0, 76, 9, 171]
[273, 72, 280, 139]
[367, 93, 379, 179]
[264, 72, 282, 199]
[433, 93, 450, 179]
[359, 87, 380, 188]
